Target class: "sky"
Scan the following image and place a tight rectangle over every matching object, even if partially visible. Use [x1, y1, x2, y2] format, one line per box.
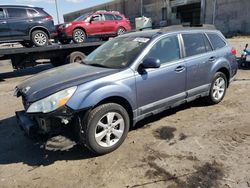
[1, 0, 112, 24]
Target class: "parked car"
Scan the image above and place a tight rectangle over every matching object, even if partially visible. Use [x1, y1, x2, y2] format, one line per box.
[15, 25, 238, 154]
[0, 5, 56, 47]
[57, 10, 131, 44]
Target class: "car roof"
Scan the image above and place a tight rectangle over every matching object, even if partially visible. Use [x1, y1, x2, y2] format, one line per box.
[121, 24, 219, 39]
[0, 5, 41, 9]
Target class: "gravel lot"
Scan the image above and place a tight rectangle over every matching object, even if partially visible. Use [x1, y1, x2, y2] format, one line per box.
[0, 38, 250, 188]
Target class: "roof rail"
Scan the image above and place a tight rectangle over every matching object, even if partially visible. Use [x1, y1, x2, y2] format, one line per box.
[159, 24, 217, 32]
[95, 10, 121, 14]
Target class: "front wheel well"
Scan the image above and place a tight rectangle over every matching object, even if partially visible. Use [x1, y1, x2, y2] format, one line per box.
[73, 27, 86, 35]
[216, 68, 230, 87]
[95, 96, 133, 128]
[30, 27, 50, 39]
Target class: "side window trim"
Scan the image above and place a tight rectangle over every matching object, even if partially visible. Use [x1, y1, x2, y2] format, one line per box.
[202, 33, 213, 52]
[204, 32, 215, 51]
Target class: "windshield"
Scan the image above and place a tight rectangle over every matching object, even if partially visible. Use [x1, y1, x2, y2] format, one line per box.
[84, 36, 150, 69]
[74, 13, 90, 21]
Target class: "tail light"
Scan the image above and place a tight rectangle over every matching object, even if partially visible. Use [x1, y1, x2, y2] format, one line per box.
[44, 15, 53, 21]
[231, 47, 237, 56]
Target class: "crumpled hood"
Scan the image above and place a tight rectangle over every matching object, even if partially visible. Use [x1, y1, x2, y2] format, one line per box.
[16, 63, 119, 102]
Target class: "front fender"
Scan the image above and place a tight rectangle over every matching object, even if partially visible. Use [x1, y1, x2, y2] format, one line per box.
[67, 82, 136, 111]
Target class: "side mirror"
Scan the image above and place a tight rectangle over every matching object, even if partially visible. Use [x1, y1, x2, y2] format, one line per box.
[141, 57, 161, 69]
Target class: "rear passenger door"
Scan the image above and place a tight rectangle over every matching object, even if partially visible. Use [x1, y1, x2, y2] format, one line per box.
[136, 35, 186, 115]
[182, 32, 216, 97]
[103, 14, 117, 34]
[0, 8, 10, 39]
[6, 8, 29, 38]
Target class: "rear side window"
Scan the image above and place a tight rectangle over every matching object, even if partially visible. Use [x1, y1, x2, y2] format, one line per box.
[27, 9, 39, 17]
[7, 8, 28, 18]
[207, 33, 226, 50]
[0, 8, 4, 19]
[104, 14, 115, 21]
[145, 35, 180, 64]
[182, 33, 206, 57]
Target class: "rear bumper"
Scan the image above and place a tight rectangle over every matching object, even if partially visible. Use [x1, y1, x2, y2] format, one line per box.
[15, 111, 38, 136]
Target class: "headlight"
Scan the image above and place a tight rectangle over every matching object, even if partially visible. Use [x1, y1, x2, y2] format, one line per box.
[64, 23, 72, 28]
[27, 86, 77, 113]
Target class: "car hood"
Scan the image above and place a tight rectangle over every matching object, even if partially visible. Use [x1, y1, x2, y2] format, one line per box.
[16, 63, 120, 102]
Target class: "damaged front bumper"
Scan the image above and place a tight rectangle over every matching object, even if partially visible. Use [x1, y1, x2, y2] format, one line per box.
[15, 108, 83, 151]
[16, 110, 39, 136]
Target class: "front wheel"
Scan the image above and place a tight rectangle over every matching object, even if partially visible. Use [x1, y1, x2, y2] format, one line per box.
[73, 29, 86, 43]
[204, 72, 227, 105]
[83, 103, 130, 155]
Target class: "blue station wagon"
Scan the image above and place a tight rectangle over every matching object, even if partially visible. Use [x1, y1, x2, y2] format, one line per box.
[15, 25, 238, 154]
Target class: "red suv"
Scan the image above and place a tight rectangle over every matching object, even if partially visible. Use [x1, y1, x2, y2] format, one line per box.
[57, 10, 131, 44]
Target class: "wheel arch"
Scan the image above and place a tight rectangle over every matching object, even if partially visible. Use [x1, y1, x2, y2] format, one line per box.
[216, 67, 230, 87]
[73, 27, 87, 35]
[29, 26, 50, 39]
[94, 96, 134, 128]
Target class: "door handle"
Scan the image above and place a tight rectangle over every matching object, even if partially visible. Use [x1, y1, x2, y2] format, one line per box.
[0, 21, 7, 24]
[27, 19, 33, 22]
[208, 56, 216, 62]
[175, 66, 185, 72]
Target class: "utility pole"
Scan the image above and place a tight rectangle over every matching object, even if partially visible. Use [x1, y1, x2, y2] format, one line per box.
[140, 0, 143, 16]
[55, 0, 60, 24]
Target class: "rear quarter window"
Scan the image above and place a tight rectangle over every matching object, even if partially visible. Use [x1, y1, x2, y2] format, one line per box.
[207, 33, 226, 50]
[114, 15, 123, 20]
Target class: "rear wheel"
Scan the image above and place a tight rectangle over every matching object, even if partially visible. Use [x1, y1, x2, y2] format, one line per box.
[66, 51, 86, 64]
[204, 72, 227, 105]
[83, 103, 130, 155]
[117, 27, 126, 36]
[31, 30, 49, 47]
[73, 29, 86, 43]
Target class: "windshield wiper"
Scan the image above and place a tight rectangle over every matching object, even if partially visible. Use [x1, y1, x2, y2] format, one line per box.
[88, 64, 109, 68]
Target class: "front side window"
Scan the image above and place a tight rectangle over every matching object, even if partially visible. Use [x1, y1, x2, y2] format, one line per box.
[207, 33, 226, 50]
[182, 33, 207, 57]
[74, 13, 91, 21]
[91, 14, 102, 21]
[84, 37, 150, 69]
[104, 14, 115, 21]
[144, 35, 180, 64]
[0, 8, 4, 19]
[7, 8, 27, 18]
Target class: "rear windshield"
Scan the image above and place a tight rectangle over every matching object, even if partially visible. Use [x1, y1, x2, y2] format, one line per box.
[84, 36, 150, 69]
[207, 33, 226, 50]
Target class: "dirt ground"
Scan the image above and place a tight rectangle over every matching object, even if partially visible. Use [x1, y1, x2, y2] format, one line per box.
[0, 38, 250, 188]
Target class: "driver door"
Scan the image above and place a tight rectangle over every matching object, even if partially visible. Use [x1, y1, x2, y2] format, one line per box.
[87, 14, 105, 36]
[135, 35, 186, 115]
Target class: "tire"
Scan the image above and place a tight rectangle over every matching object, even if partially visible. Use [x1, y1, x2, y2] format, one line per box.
[83, 103, 130, 155]
[31, 30, 49, 47]
[117, 27, 126, 36]
[59, 39, 71, 45]
[204, 72, 227, 105]
[20, 41, 33, 48]
[73, 29, 86, 43]
[67, 51, 86, 64]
